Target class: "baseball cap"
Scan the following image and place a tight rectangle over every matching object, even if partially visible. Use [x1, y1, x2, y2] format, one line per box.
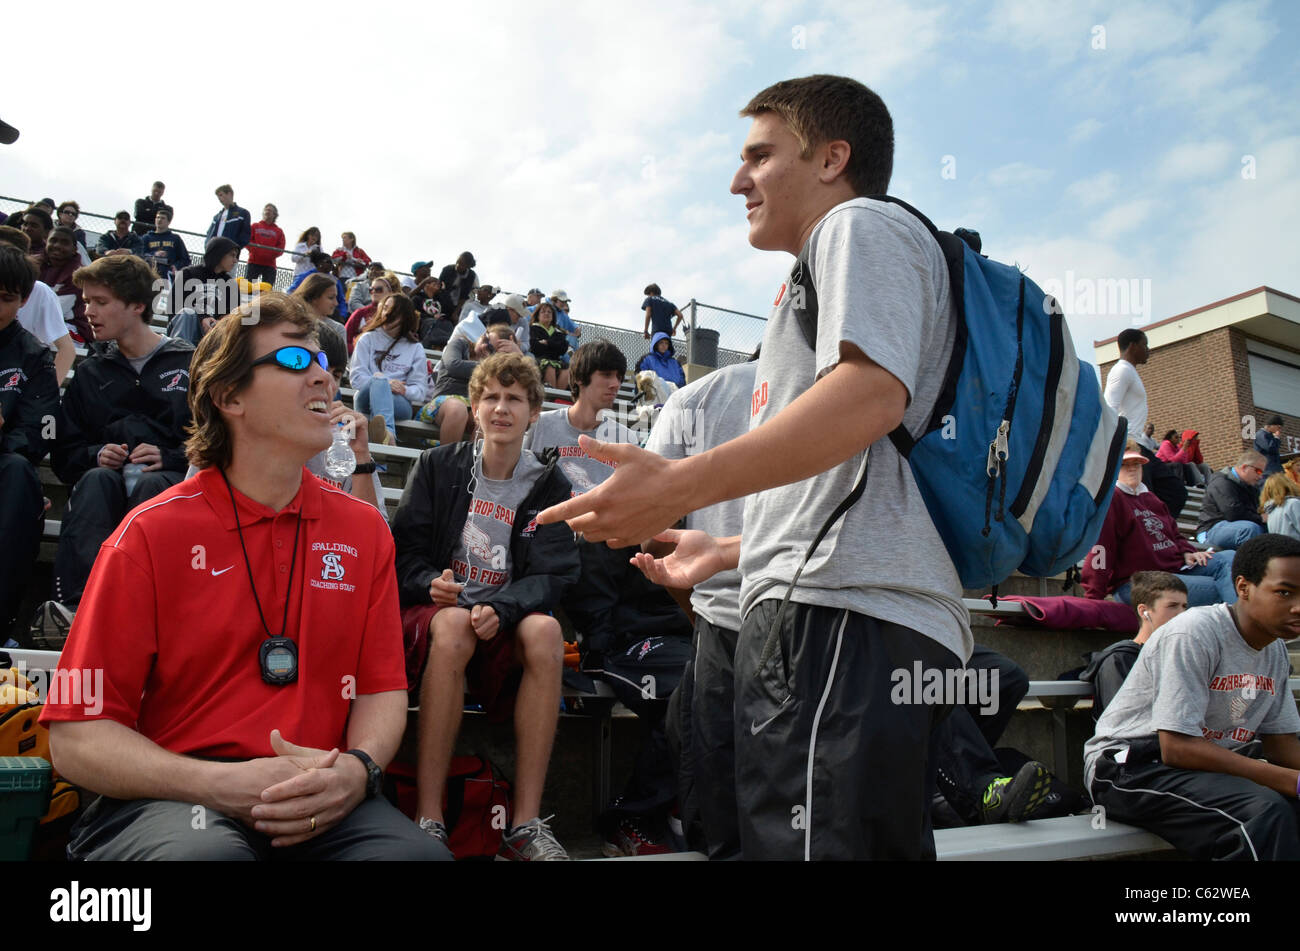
[410, 260, 432, 273]
[503, 293, 528, 316]
[527, 287, 543, 296]
[550, 289, 571, 302]
[399, 275, 416, 290]
[1121, 449, 1148, 465]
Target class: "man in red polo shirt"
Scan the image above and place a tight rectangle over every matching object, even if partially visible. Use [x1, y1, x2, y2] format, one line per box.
[41, 291, 449, 861]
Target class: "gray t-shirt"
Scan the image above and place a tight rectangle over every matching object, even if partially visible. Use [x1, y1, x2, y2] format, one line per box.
[739, 197, 970, 662]
[524, 407, 639, 496]
[126, 336, 169, 374]
[1083, 604, 1300, 790]
[644, 362, 754, 633]
[453, 450, 546, 606]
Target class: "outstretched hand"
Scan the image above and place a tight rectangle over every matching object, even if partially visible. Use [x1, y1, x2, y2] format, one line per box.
[536, 435, 688, 547]
[630, 529, 728, 589]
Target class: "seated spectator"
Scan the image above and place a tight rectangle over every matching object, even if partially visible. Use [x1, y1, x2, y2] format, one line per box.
[1285, 455, 1300, 488]
[550, 290, 581, 358]
[392, 352, 580, 860]
[132, 180, 171, 236]
[331, 232, 371, 281]
[529, 300, 568, 390]
[287, 253, 348, 320]
[246, 204, 286, 287]
[141, 208, 192, 279]
[40, 291, 449, 861]
[1084, 534, 1300, 861]
[291, 227, 322, 278]
[55, 201, 90, 263]
[453, 284, 496, 340]
[1197, 451, 1267, 549]
[347, 260, 386, 313]
[20, 206, 53, 258]
[642, 282, 684, 344]
[502, 293, 531, 355]
[290, 273, 348, 369]
[635, 332, 686, 388]
[437, 252, 477, 318]
[0, 245, 59, 635]
[33, 255, 194, 646]
[1255, 416, 1285, 476]
[349, 294, 428, 445]
[39, 226, 92, 345]
[344, 270, 399, 354]
[169, 237, 241, 345]
[1260, 473, 1300, 540]
[413, 274, 454, 325]
[1084, 446, 1236, 606]
[1169, 428, 1212, 486]
[95, 211, 144, 258]
[205, 185, 251, 249]
[0, 226, 75, 382]
[1080, 571, 1188, 721]
[417, 322, 518, 446]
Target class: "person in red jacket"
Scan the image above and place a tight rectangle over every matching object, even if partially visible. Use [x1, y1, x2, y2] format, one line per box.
[331, 232, 371, 282]
[1083, 447, 1237, 606]
[246, 204, 286, 288]
[1156, 428, 1212, 487]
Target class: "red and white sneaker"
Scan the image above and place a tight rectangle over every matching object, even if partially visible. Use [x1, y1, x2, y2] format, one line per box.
[602, 816, 673, 857]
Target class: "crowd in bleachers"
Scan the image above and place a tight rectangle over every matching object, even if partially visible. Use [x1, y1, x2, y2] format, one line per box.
[5, 151, 1300, 864]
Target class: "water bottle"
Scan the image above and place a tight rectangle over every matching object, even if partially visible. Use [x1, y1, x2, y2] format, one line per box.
[123, 462, 145, 495]
[324, 421, 356, 480]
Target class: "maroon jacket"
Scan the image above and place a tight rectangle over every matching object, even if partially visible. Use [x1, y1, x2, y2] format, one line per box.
[38, 255, 90, 344]
[1082, 484, 1195, 599]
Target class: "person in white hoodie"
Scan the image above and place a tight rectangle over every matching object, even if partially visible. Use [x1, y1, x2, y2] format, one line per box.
[350, 293, 429, 444]
[1260, 473, 1300, 541]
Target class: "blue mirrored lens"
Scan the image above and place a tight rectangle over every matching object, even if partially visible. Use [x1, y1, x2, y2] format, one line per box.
[276, 347, 312, 370]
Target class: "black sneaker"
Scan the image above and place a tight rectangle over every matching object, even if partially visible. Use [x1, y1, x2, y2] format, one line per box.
[980, 761, 1051, 824]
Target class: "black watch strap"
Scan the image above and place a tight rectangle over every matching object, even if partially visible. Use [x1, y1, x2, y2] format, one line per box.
[345, 749, 383, 799]
[353, 461, 377, 474]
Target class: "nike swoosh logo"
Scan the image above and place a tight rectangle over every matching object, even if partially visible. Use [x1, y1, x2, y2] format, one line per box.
[750, 695, 793, 735]
[211, 566, 234, 576]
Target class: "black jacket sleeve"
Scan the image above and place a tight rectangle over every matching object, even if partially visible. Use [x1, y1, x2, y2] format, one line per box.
[1079, 642, 1140, 722]
[482, 471, 581, 630]
[391, 453, 448, 606]
[1, 347, 58, 465]
[51, 371, 101, 486]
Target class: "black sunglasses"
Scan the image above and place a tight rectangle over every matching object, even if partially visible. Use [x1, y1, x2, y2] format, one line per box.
[250, 346, 330, 373]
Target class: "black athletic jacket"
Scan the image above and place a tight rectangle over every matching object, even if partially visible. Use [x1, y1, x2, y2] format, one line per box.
[0, 321, 59, 466]
[52, 336, 194, 486]
[562, 541, 692, 659]
[1079, 640, 1141, 722]
[1197, 467, 1264, 532]
[392, 441, 580, 630]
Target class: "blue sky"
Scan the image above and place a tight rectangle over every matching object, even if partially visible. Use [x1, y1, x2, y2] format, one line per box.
[4, 0, 1297, 364]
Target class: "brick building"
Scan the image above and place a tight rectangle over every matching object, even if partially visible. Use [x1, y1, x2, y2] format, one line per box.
[1095, 287, 1300, 472]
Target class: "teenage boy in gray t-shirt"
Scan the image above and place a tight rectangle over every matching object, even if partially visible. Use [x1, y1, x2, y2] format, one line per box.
[540, 76, 970, 860]
[1086, 535, 1300, 861]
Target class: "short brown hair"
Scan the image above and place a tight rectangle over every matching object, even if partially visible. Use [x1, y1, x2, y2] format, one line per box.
[740, 74, 894, 196]
[1130, 571, 1186, 617]
[72, 254, 160, 315]
[186, 292, 318, 470]
[469, 351, 544, 409]
[0, 225, 31, 252]
[57, 200, 80, 217]
[215, 184, 233, 196]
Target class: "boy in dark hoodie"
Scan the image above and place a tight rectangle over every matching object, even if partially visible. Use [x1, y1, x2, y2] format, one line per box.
[32, 254, 194, 647]
[167, 236, 240, 345]
[393, 352, 580, 860]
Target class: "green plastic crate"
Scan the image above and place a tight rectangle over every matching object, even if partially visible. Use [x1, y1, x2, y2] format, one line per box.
[0, 757, 51, 861]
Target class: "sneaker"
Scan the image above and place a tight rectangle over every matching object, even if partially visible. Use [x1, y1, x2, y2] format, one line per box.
[603, 815, 673, 857]
[980, 760, 1052, 824]
[418, 817, 453, 857]
[30, 601, 75, 650]
[496, 815, 569, 861]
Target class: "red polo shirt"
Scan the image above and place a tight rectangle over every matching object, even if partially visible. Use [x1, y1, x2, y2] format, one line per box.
[41, 466, 406, 759]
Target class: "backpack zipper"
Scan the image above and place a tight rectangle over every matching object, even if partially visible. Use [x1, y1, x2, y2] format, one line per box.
[982, 279, 1027, 536]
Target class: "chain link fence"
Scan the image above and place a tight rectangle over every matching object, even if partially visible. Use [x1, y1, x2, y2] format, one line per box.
[3, 194, 767, 373]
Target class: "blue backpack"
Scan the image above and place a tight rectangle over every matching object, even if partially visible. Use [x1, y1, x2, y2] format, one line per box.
[788, 197, 1126, 590]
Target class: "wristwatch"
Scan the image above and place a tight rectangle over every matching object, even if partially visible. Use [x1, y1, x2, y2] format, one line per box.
[345, 749, 383, 799]
[353, 461, 377, 474]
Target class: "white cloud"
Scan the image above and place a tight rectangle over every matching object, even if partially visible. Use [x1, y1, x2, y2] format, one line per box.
[1068, 118, 1104, 144]
[987, 162, 1052, 188]
[1154, 140, 1236, 183]
[1064, 171, 1119, 207]
[1089, 199, 1157, 240]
